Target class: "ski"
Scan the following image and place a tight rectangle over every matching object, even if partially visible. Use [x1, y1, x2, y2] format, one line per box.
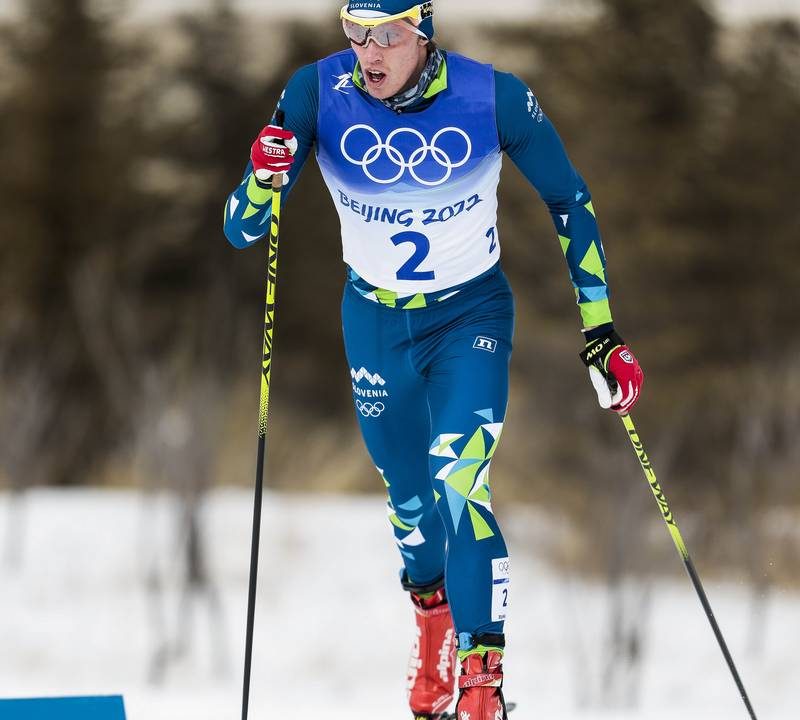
[443, 701, 517, 720]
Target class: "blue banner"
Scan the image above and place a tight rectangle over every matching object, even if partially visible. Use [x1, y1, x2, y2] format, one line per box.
[0, 696, 126, 719]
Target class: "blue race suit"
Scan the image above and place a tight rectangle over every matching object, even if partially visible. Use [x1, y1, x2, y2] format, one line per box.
[224, 50, 613, 640]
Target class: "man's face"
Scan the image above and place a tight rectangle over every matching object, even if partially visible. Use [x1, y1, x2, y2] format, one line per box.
[350, 23, 429, 100]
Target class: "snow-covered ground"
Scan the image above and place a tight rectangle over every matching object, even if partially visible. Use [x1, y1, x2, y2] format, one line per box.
[1, 488, 797, 719]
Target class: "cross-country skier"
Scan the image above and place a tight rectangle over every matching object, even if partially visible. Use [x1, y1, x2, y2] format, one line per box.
[224, 2, 644, 718]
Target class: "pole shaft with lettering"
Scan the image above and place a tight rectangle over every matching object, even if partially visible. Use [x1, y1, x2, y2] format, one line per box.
[241, 111, 285, 720]
[620, 414, 758, 719]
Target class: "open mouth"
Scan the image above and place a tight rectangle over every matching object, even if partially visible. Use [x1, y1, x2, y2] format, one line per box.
[366, 69, 387, 87]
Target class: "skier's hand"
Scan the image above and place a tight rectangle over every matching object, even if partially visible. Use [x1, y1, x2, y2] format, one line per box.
[250, 124, 298, 184]
[579, 326, 644, 415]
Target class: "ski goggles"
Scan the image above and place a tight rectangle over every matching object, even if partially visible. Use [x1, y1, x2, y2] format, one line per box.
[340, 3, 431, 47]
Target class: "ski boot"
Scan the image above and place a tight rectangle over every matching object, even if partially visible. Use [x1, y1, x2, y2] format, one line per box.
[403, 573, 457, 720]
[454, 633, 507, 720]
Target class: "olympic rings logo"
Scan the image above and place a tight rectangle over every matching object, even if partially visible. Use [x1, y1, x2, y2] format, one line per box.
[340, 124, 472, 187]
[356, 400, 386, 418]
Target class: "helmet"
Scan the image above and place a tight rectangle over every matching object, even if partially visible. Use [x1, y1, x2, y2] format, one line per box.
[344, 1, 435, 40]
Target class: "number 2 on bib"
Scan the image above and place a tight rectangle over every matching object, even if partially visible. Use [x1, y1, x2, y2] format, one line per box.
[391, 231, 436, 281]
[486, 226, 497, 253]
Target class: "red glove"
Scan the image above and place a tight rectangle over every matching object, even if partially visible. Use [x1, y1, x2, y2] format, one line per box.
[604, 345, 644, 414]
[250, 124, 298, 184]
[580, 329, 644, 415]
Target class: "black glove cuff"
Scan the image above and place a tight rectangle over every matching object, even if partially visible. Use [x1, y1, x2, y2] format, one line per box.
[579, 328, 626, 371]
[582, 322, 615, 341]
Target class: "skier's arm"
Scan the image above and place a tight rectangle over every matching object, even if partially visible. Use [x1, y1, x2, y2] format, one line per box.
[223, 63, 319, 249]
[496, 72, 644, 413]
[495, 71, 611, 329]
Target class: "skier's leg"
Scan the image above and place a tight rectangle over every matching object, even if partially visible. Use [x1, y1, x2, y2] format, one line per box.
[425, 277, 514, 640]
[342, 285, 457, 718]
[341, 284, 447, 587]
[422, 271, 514, 719]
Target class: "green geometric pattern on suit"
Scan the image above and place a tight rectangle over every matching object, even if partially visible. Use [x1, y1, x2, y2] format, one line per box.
[429, 409, 504, 541]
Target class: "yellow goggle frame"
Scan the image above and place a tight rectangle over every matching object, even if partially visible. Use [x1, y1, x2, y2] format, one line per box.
[339, 2, 432, 31]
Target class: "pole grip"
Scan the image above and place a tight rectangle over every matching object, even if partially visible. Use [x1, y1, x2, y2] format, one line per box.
[271, 109, 286, 191]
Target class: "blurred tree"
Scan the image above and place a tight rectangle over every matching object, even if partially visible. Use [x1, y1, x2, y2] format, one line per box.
[481, 0, 800, 511]
[127, 0, 269, 683]
[0, 0, 144, 485]
[0, 0, 796, 535]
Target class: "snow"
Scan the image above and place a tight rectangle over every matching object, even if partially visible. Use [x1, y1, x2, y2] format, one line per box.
[1, 488, 797, 719]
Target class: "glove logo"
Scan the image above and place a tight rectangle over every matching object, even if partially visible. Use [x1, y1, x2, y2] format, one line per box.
[340, 124, 472, 187]
[263, 145, 287, 159]
[583, 342, 606, 363]
[620, 349, 634, 364]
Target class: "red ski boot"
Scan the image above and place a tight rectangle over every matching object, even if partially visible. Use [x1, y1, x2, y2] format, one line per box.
[455, 634, 507, 720]
[403, 574, 457, 720]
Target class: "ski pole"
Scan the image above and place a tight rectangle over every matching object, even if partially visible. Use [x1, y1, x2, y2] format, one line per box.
[619, 413, 758, 719]
[241, 110, 286, 720]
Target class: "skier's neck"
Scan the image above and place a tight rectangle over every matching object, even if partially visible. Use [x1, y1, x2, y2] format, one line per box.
[381, 46, 443, 112]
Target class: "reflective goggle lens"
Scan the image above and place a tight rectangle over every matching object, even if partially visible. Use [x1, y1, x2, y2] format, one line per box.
[342, 19, 411, 47]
